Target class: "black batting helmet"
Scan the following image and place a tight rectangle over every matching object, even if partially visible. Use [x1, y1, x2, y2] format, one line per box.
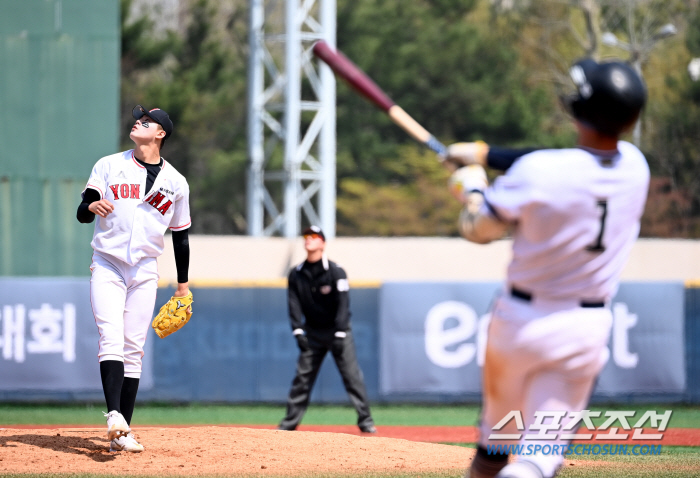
[562, 58, 647, 137]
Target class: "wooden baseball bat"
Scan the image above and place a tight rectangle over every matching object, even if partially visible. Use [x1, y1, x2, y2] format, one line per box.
[312, 41, 447, 157]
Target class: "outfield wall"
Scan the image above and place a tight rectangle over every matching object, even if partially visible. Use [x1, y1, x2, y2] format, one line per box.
[1, 278, 698, 404]
[157, 236, 700, 283]
[2, 237, 699, 403]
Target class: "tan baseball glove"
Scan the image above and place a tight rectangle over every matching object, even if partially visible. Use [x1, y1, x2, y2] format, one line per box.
[151, 291, 193, 338]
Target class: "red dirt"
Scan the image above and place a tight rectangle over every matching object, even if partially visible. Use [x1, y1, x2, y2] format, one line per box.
[2, 425, 699, 476]
[0, 426, 474, 476]
[6, 424, 700, 446]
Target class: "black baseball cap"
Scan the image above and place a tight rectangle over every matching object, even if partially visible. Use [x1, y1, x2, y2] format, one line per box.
[132, 105, 173, 146]
[302, 225, 325, 241]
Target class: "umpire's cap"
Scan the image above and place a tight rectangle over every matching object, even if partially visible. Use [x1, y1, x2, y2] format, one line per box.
[302, 225, 325, 241]
[562, 58, 647, 137]
[132, 105, 173, 147]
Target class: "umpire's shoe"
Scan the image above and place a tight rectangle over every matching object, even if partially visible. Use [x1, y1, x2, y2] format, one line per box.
[359, 424, 377, 434]
[104, 410, 130, 440]
[110, 433, 145, 452]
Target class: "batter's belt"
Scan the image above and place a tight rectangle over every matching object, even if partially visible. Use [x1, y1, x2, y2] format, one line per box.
[510, 286, 605, 308]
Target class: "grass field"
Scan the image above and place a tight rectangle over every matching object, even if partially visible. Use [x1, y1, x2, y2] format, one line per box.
[2, 404, 699, 477]
[2, 402, 700, 428]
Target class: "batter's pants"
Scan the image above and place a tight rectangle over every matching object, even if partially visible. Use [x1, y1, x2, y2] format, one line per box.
[478, 293, 613, 478]
[90, 251, 158, 378]
[279, 329, 374, 430]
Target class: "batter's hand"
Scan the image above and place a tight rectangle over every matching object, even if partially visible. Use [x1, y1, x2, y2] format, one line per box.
[443, 141, 489, 171]
[449, 165, 489, 203]
[88, 199, 115, 218]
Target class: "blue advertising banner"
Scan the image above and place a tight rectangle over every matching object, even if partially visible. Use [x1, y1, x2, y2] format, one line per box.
[142, 286, 380, 403]
[0, 278, 688, 402]
[379, 282, 685, 397]
[0, 278, 153, 392]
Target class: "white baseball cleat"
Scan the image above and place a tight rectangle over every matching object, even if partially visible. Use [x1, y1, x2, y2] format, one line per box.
[109, 432, 145, 452]
[495, 461, 544, 478]
[104, 410, 130, 441]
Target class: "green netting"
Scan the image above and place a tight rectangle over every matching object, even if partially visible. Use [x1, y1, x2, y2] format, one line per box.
[0, 0, 119, 275]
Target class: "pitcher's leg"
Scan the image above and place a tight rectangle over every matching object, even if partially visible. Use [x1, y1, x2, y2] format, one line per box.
[121, 259, 158, 429]
[99, 361, 125, 413]
[90, 257, 127, 407]
[122, 280, 158, 380]
[120, 377, 140, 426]
[90, 258, 127, 365]
[90, 255, 129, 440]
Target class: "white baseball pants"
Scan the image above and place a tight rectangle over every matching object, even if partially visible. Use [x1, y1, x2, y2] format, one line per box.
[90, 251, 159, 378]
[479, 294, 613, 478]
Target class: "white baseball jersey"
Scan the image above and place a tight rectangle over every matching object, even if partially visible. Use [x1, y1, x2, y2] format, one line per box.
[84, 149, 191, 265]
[484, 140, 649, 301]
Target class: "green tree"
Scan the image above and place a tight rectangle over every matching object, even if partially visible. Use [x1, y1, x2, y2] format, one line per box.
[336, 145, 462, 236]
[332, 0, 563, 235]
[120, 0, 179, 143]
[643, 9, 700, 237]
[491, 0, 700, 237]
[115, 0, 699, 237]
[121, 0, 250, 233]
[335, 0, 556, 183]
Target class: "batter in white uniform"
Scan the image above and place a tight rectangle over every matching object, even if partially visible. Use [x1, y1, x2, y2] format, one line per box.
[444, 59, 649, 478]
[77, 105, 191, 452]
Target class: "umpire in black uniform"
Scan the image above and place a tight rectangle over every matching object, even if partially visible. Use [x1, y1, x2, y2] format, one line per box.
[278, 225, 376, 433]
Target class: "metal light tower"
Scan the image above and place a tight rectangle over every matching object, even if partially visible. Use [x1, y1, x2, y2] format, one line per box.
[247, 0, 337, 239]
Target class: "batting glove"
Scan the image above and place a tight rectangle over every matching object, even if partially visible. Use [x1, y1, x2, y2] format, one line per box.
[449, 165, 488, 203]
[443, 141, 489, 170]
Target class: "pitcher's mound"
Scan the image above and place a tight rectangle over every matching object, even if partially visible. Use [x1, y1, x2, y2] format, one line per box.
[0, 426, 474, 476]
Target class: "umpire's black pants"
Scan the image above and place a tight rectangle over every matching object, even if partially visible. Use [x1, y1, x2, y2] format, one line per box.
[279, 328, 374, 430]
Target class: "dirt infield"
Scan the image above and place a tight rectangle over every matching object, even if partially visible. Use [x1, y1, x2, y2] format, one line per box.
[7, 424, 700, 446]
[2, 425, 700, 477]
[254, 425, 700, 446]
[0, 426, 475, 476]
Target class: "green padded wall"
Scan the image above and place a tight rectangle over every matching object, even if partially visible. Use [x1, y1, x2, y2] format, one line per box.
[0, 0, 119, 275]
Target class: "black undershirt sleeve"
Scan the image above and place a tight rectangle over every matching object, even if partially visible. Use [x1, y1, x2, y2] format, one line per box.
[287, 270, 305, 332]
[76, 188, 101, 224]
[332, 266, 350, 332]
[172, 229, 190, 284]
[486, 147, 541, 171]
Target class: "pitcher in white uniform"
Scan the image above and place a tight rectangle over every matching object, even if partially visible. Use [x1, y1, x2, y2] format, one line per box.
[444, 59, 649, 478]
[77, 105, 191, 452]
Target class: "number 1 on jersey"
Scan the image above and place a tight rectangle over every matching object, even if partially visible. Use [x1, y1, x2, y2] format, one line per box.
[586, 199, 608, 252]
